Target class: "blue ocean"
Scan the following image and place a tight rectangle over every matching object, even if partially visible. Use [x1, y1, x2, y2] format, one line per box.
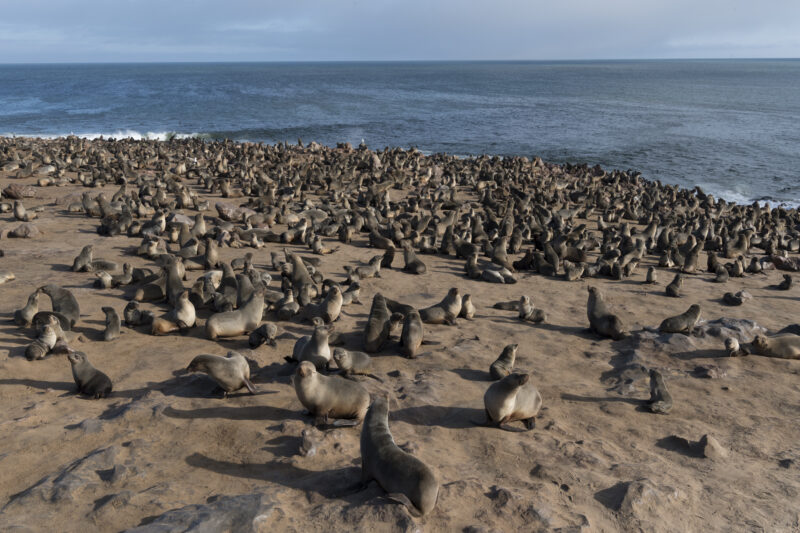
[1, 60, 798, 205]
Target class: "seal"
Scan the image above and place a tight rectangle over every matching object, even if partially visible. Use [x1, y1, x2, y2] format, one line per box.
[26, 320, 58, 360]
[480, 372, 542, 431]
[658, 304, 701, 334]
[205, 287, 264, 340]
[401, 240, 427, 274]
[359, 394, 439, 517]
[248, 322, 278, 348]
[293, 361, 370, 426]
[123, 300, 154, 327]
[586, 286, 626, 340]
[665, 272, 683, 297]
[187, 351, 256, 396]
[399, 309, 424, 358]
[364, 293, 393, 353]
[152, 290, 196, 335]
[67, 350, 113, 399]
[645, 369, 672, 413]
[490, 343, 517, 380]
[290, 321, 332, 370]
[459, 294, 476, 320]
[518, 295, 546, 323]
[301, 285, 343, 324]
[751, 333, 800, 359]
[332, 347, 383, 381]
[40, 284, 80, 327]
[102, 306, 121, 341]
[419, 287, 461, 325]
[14, 288, 41, 327]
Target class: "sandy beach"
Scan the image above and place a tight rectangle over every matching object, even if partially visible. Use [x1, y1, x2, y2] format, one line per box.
[0, 137, 799, 532]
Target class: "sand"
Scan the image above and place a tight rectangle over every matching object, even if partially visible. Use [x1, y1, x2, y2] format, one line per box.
[0, 138, 799, 532]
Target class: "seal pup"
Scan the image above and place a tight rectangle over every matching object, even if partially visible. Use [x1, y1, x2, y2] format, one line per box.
[665, 273, 683, 297]
[658, 304, 701, 334]
[0, 271, 15, 285]
[67, 350, 113, 399]
[102, 307, 120, 341]
[776, 274, 793, 291]
[645, 369, 672, 414]
[419, 287, 461, 325]
[480, 373, 542, 431]
[293, 361, 369, 427]
[364, 293, 393, 353]
[518, 295, 546, 323]
[26, 320, 58, 360]
[489, 344, 517, 380]
[359, 394, 439, 516]
[248, 322, 278, 348]
[187, 351, 256, 397]
[401, 241, 427, 274]
[14, 288, 41, 327]
[645, 266, 657, 284]
[399, 309, 424, 358]
[290, 321, 332, 370]
[586, 286, 626, 340]
[123, 300, 154, 327]
[459, 294, 476, 320]
[39, 284, 80, 327]
[751, 334, 800, 359]
[725, 337, 748, 357]
[205, 287, 264, 340]
[722, 290, 752, 306]
[332, 348, 382, 381]
[301, 285, 343, 324]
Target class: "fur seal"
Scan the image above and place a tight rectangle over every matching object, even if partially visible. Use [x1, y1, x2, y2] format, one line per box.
[645, 369, 672, 414]
[751, 334, 800, 359]
[399, 309, 424, 358]
[359, 394, 439, 516]
[776, 274, 793, 290]
[0, 271, 15, 285]
[586, 286, 626, 340]
[294, 361, 369, 426]
[291, 321, 332, 370]
[332, 347, 382, 381]
[26, 318, 59, 360]
[123, 300, 154, 327]
[40, 284, 80, 327]
[205, 287, 264, 340]
[364, 293, 393, 353]
[722, 290, 752, 306]
[302, 285, 343, 324]
[187, 351, 256, 396]
[481, 373, 542, 431]
[518, 295, 546, 323]
[658, 304, 700, 334]
[102, 306, 120, 341]
[14, 289, 41, 326]
[459, 294, 476, 320]
[419, 287, 461, 325]
[152, 290, 196, 335]
[248, 322, 278, 348]
[665, 273, 683, 297]
[401, 241, 427, 274]
[67, 350, 112, 399]
[490, 343, 517, 380]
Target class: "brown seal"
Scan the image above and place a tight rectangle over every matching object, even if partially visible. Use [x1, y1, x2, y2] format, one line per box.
[481, 372, 542, 431]
[359, 394, 439, 516]
[293, 361, 369, 426]
[67, 350, 113, 399]
[187, 351, 256, 396]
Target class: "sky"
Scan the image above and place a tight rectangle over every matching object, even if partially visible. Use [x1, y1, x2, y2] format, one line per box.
[1, 0, 799, 62]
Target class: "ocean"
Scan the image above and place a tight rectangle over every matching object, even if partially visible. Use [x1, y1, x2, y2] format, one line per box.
[1, 60, 798, 206]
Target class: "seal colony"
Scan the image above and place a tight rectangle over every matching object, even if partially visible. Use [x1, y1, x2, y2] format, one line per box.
[1, 136, 799, 531]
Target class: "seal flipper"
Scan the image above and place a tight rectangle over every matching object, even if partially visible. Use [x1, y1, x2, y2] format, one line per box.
[332, 418, 361, 427]
[243, 377, 256, 394]
[385, 493, 423, 517]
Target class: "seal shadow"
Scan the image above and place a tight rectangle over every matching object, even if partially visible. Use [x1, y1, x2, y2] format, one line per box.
[163, 404, 299, 421]
[450, 368, 489, 382]
[560, 393, 645, 406]
[594, 481, 630, 511]
[391, 405, 483, 429]
[71, 324, 104, 342]
[47, 263, 73, 272]
[671, 348, 729, 360]
[528, 322, 599, 340]
[261, 435, 301, 458]
[655, 435, 705, 458]
[0, 378, 74, 391]
[185, 453, 362, 500]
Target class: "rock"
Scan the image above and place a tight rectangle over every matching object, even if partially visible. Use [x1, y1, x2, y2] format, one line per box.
[618, 479, 686, 520]
[2, 184, 37, 199]
[123, 493, 276, 532]
[69, 418, 103, 433]
[8, 223, 41, 238]
[3, 446, 119, 509]
[299, 427, 322, 457]
[692, 365, 726, 379]
[699, 434, 728, 460]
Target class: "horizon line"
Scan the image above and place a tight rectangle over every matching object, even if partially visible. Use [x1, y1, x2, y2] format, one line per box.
[1, 57, 799, 66]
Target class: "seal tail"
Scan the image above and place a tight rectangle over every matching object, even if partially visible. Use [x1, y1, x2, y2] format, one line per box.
[243, 377, 256, 394]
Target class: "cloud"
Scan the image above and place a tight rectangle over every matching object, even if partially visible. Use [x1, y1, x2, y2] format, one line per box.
[219, 18, 316, 33]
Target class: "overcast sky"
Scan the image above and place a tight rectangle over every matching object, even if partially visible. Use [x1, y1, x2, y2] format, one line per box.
[1, 0, 799, 63]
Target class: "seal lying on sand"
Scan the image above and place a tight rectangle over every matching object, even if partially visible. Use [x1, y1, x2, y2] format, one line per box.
[479, 372, 542, 431]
